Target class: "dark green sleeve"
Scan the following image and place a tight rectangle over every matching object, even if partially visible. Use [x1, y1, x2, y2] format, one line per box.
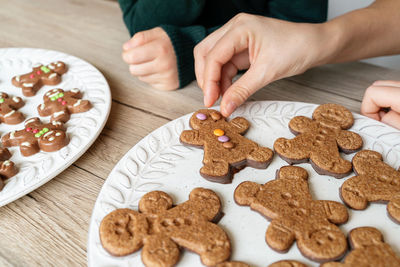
[268, 0, 327, 23]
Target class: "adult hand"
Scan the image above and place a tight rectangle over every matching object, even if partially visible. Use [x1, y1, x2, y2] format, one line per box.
[361, 80, 400, 129]
[122, 27, 179, 91]
[194, 13, 331, 117]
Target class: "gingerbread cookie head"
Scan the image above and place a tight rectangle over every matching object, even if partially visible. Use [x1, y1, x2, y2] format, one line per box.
[181, 109, 274, 184]
[12, 61, 67, 96]
[38, 88, 91, 123]
[100, 188, 231, 266]
[235, 166, 348, 262]
[0, 92, 25, 125]
[321, 227, 400, 267]
[340, 150, 400, 224]
[1, 117, 69, 156]
[274, 103, 363, 178]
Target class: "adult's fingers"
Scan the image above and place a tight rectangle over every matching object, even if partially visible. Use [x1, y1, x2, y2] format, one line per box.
[122, 40, 159, 64]
[372, 80, 400, 87]
[129, 60, 159, 76]
[361, 85, 400, 118]
[123, 27, 163, 50]
[381, 110, 400, 129]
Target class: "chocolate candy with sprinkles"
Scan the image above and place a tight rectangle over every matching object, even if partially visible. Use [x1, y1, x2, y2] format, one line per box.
[1, 117, 69, 156]
[0, 92, 25, 124]
[38, 88, 92, 122]
[11, 61, 67, 96]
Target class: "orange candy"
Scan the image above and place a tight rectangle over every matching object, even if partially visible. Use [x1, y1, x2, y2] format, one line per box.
[213, 129, 224, 136]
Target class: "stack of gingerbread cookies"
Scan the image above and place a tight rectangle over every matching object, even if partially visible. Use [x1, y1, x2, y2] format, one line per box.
[99, 104, 400, 266]
[0, 61, 92, 191]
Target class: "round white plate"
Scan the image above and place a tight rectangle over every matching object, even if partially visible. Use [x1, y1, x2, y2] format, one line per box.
[0, 48, 111, 206]
[88, 101, 400, 267]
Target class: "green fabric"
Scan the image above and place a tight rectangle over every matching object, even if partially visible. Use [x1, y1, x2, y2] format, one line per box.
[118, 0, 327, 88]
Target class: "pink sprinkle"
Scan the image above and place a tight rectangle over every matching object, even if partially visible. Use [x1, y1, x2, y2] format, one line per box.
[32, 129, 38, 134]
[62, 101, 67, 105]
[57, 98, 62, 102]
[30, 74, 34, 78]
[36, 70, 42, 75]
[26, 127, 32, 132]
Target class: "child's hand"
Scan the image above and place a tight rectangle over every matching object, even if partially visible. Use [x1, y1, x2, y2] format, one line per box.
[361, 80, 400, 129]
[122, 27, 179, 91]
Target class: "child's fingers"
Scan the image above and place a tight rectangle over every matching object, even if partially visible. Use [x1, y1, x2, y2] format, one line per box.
[122, 41, 158, 64]
[381, 110, 400, 129]
[123, 27, 164, 50]
[361, 85, 400, 118]
[373, 80, 400, 87]
[129, 60, 159, 76]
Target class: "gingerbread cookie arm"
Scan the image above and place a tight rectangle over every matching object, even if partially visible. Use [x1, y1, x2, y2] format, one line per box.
[387, 196, 400, 223]
[187, 188, 222, 221]
[0, 160, 18, 179]
[229, 117, 250, 134]
[274, 135, 313, 164]
[288, 116, 315, 135]
[180, 129, 204, 147]
[37, 102, 54, 117]
[348, 227, 383, 249]
[234, 181, 262, 206]
[142, 234, 180, 267]
[0, 148, 12, 161]
[319, 201, 349, 224]
[67, 99, 91, 114]
[336, 130, 363, 154]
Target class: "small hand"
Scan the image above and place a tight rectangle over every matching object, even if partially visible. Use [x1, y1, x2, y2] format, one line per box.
[122, 27, 179, 91]
[361, 80, 400, 129]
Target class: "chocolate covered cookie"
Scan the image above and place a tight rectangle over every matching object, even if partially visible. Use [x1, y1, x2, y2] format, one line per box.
[0, 148, 18, 191]
[340, 150, 400, 224]
[274, 104, 363, 178]
[180, 109, 274, 183]
[100, 188, 231, 266]
[235, 166, 348, 263]
[321, 227, 400, 266]
[12, 61, 67, 96]
[38, 88, 91, 122]
[0, 92, 24, 124]
[2, 117, 69, 156]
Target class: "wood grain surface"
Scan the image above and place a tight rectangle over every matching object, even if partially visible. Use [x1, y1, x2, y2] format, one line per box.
[0, 0, 398, 266]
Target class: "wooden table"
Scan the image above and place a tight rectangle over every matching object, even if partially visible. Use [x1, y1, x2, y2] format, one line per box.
[0, 0, 399, 266]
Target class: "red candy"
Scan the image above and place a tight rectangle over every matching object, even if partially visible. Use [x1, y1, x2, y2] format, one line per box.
[36, 70, 42, 75]
[30, 74, 35, 79]
[57, 98, 62, 102]
[61, 101, 66, 105]
[32, 129, 38, 134]
[26, 127, 32, 132]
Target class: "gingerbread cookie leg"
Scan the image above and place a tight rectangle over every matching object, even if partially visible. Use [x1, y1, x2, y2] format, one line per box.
[266, 220, 295, 253]
[200, 160, 231, 183]
[142, 234, 180, 267]
[387, 196, 400, 223]
[247, 147, 274, 169]
[309, 148, 352, 178]
[0, 160, 18, 180]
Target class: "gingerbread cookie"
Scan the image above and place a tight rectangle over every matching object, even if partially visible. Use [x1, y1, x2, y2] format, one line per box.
[216, 261, 250, 267]
[12, 61, 67, 96]
[100, 188, 231, 266]
[180, 109, 274, 183]
[268, 260, 308, 267]
[0, 148, 18, 191]
[274, 104, 363, 178]
[0, 92, 24, 124]
[2, 117, 69, 156]
[321, 227, 400, 267]
[234, 166, 348, 262]
[37, 88, 91, 123]
[340, 150, 400, 224]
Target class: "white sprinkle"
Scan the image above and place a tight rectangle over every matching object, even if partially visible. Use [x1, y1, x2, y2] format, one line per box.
[10, 131, 15, 139]
[71, 88, 79, 93]
[45, 91, 51, 96]
[53, 111, 65, 117]
[73, 100, 82, 107]
[32, 63, 42, 68]
[48, 137, 55, 141]
[43, 131, 54, 138]
[48, 64, 55, 70]
[57, 63, 62, 67]
[48, 92, 59, 98]
[15, 76, 20, 82]
[21, 142, 31, 147]
[23, 83, 34, 87]
[4, 110, 15, 118]
[40, 104, 45, 110]
[3, 160, 10, 166]
[25, 118, 36, 125]
[55, 132, 61, 136]
[48, 73, 57, 79]
[52, 121, 62, 126]
[12, 96, 20, 103]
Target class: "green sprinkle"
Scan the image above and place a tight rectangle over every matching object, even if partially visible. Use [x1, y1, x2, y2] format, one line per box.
[41, 66, 50, 73]
[43, 128, 49, 133]
[58, 93, 64, 98]
[51, 96, 57, 101]
[0, 99, 4, 103]
[39, 130, 44, 135]
[34, 133, 41, 138]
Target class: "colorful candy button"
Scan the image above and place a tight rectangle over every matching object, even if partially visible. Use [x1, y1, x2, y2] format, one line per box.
[223, 142, 234, 149]
[218, 135, 229, 142]
[196, 113, 207, 120]
[210, 112, 221, 121]
[213, 129, 224, 136]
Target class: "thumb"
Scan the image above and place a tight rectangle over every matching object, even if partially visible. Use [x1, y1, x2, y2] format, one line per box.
[220, 66, 271, 117]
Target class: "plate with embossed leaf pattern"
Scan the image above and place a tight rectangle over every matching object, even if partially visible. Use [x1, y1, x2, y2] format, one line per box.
[88, 101, 400, 266]
[0, 48, 111, 206]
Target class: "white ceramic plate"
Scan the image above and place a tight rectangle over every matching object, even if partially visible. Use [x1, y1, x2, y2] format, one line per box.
[0, 48, 111, 206]
[88, 101, 400, 267]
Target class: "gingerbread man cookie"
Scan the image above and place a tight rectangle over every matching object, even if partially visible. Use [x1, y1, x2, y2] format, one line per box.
[100, 188, 231, 266]
[180, 109, 274, 183]
[37, 88, 91, 122]
[0, 92, 24, 124]
[0, 148, 18, 191]
[321, 227, 400, 267]
[274, 104, 363, 178]
[2, 117, 69, 156]
[234, 166, 349, 262]
[12, 61, 67, 96]
[340, 150, 400, 224]
[269, 260, 308, 267]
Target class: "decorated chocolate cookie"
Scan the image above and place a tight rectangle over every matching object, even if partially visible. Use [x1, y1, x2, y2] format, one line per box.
[274, 104, 363, 178]
[12, 61, 67, 96]
[0, 92, 24, 124]
[2, 117, 69, 156]
[0, 148, 18, 191]
[321, 227, 400, 267]
[37, 88, 91, 122]
[340, 150, 400, 224]
[234, 166, 348, 262]
[268, 260, 308, 267]
[180, 109, 274, 183]
[99, 188, 231, 266]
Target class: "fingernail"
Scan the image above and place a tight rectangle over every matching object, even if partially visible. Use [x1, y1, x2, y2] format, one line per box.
[123, 41, 132, 50]
[223, 101, 236, 117]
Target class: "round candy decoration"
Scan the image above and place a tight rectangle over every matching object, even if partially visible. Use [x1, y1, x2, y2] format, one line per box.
[213, 129, 224, 137]
[196, 113, 207, 121]
[218, 135, 230, 143]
